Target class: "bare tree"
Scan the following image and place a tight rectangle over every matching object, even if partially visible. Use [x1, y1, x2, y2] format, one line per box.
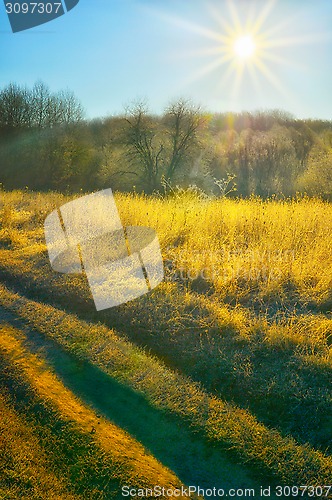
[0, 83, 31, 131]
[163, 99, 204, 181]
[31, 81, 51, 129]
[56, 89, 84, 125]
[124, 101, 164, 192]
[0, 81, 84, 133]
[123, 99, 205, 192]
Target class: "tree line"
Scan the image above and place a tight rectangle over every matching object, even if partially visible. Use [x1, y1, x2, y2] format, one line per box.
[0, 81, 331, 198]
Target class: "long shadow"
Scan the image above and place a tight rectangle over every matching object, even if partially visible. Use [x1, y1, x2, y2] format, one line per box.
[1, 308, 264, 495]
[1, 260, 330, 454]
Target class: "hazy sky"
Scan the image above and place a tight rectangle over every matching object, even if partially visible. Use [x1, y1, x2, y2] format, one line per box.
[1, 0, 331, 120]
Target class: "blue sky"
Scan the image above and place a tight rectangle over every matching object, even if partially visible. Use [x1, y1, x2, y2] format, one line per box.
[0, 0, 331, 119]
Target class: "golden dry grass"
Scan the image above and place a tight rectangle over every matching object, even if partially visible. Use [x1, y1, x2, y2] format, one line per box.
[0, 393, 81, 500]
[0, 284, 331, 487]
[0, 189, 331, 490]
[0, 323, 190, 498]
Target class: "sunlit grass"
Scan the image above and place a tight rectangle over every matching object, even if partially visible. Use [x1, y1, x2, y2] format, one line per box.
[114, 192, 332, 309]
[0, 394, 80, 500]
[0, 189, 331, 486]
[0, 324, 186, 498]
[0, 284, 331, 486]
[2, 189, 332, 311]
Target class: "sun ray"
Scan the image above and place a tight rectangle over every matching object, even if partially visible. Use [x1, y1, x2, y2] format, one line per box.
[171, 45, 230, 61]
[259, 15, 303, 41]
[181, 54, 235, 88]
[253, 58, 291, 99]
[215, 59, 239, 94]
[262, 32, 332, 49]
[251, 0, 277, 35]
[207, 2, 238, 39]
[226, 0, 243, 34]
[149, 0, 323, 105]
[244, 1, 258, 33]
[231, 61, 246, 99]
[247, 63, 263, 96]
[154, 11, 225, 44]
[259, 49, 306, 71]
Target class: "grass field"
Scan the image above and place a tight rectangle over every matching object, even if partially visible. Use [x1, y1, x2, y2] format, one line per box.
[0, 189, 331, 498]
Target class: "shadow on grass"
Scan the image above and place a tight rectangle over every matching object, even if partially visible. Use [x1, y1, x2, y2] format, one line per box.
[1, 308, 262, 494]
[0, 258, 331, 455]
[0, 356, 128, 499]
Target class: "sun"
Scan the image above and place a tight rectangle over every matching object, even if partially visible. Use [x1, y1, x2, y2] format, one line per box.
[158, 0, 319, 100]
[233, 35, 256, 59]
